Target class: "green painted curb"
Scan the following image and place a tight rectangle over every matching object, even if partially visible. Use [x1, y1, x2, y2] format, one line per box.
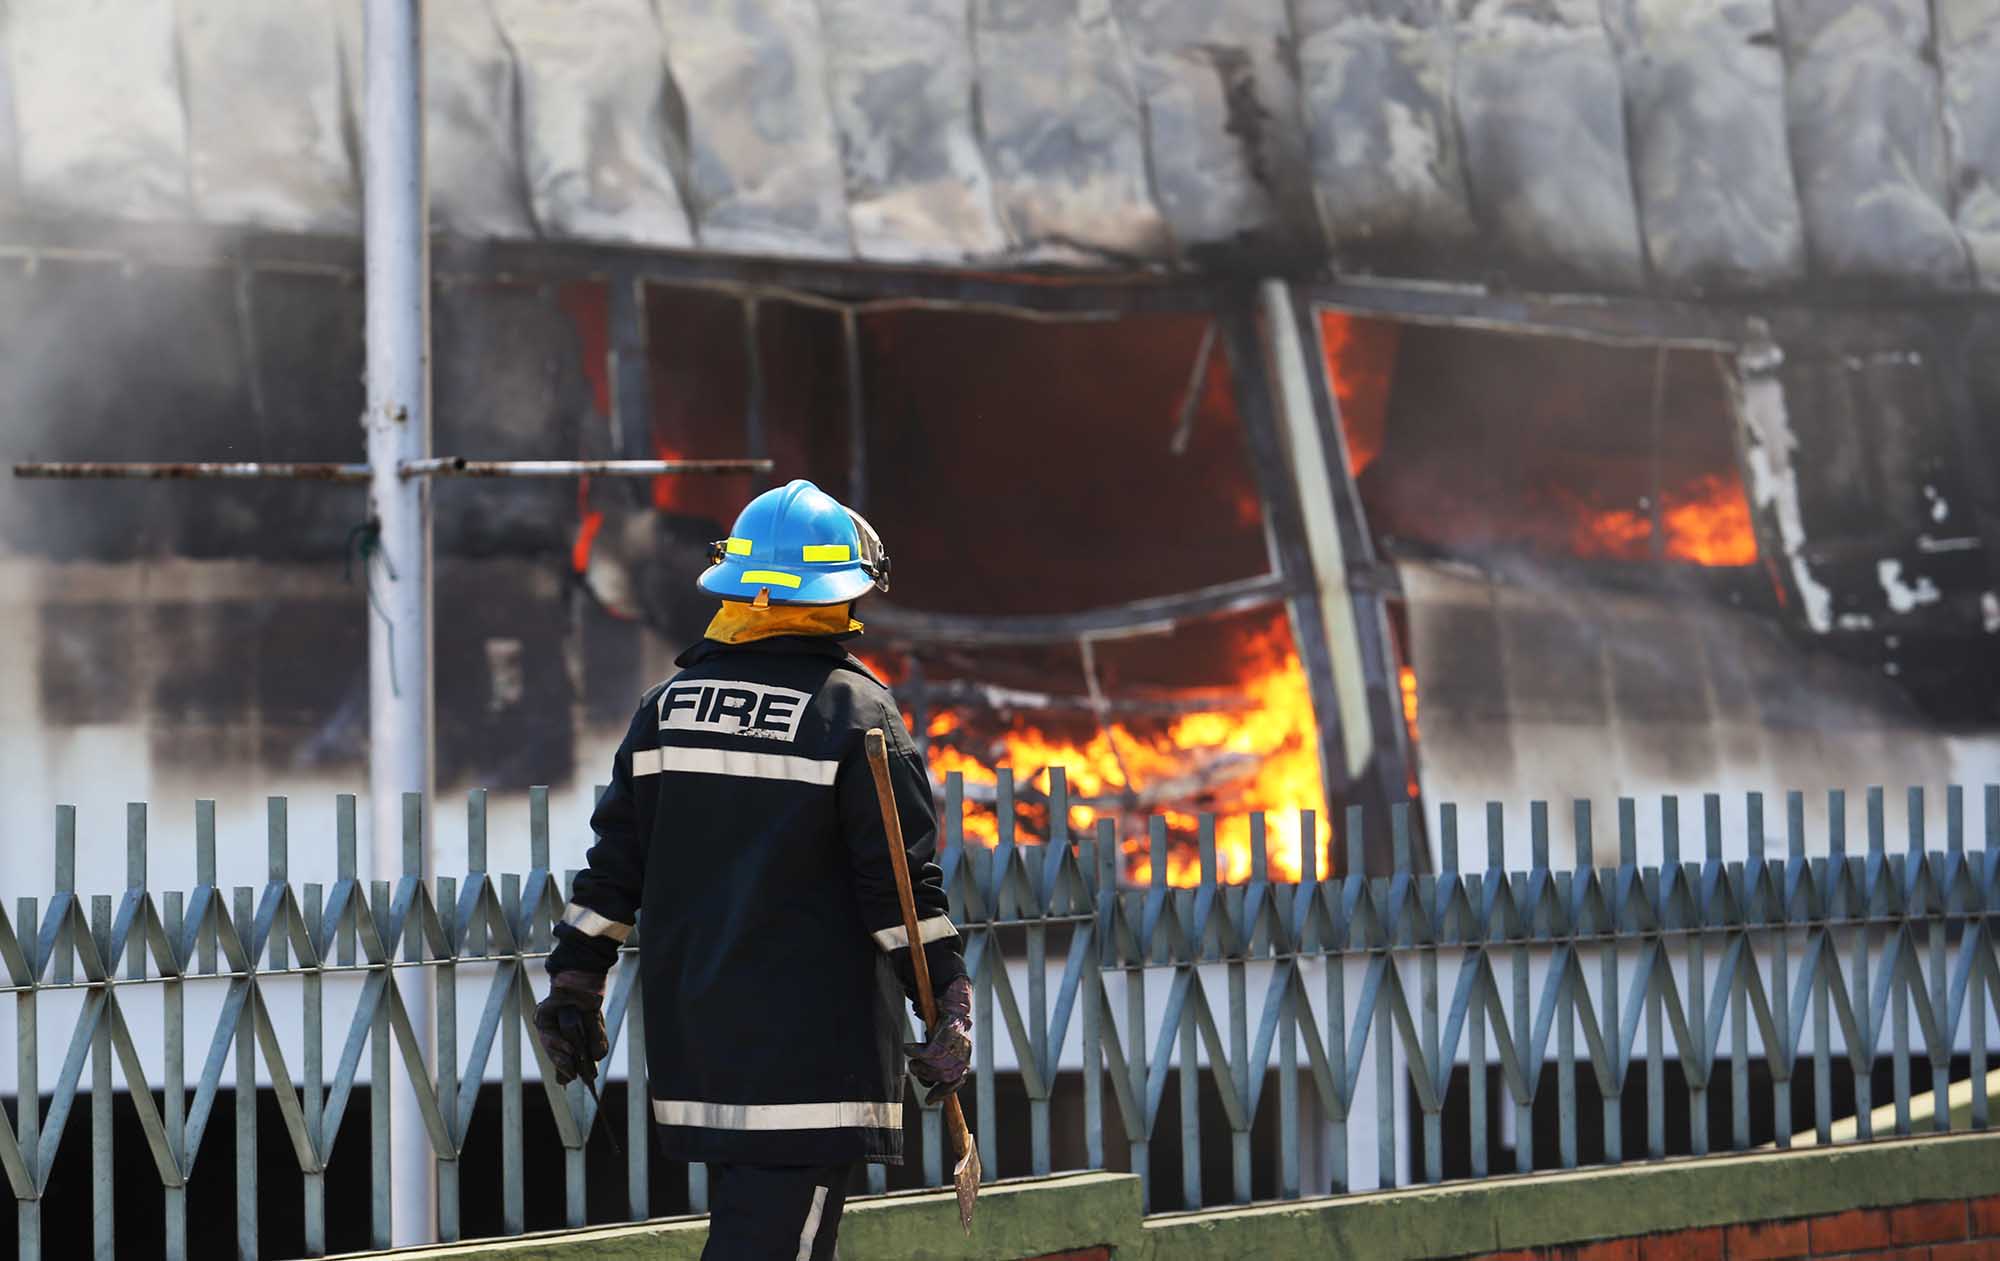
[1137, 1129, 2000, 1261]
[330, 1170, 1142, 1261]
[332, 1131, 2000, 1261]
[840, 1171, 1142, 1260]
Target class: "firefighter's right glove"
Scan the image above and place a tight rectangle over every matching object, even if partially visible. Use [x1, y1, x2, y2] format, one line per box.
[906, 975, 974, 1106]
[534, 971, 609, 1086]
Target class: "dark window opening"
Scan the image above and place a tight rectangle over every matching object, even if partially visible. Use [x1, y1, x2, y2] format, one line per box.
[1321, 316, 1757, 573]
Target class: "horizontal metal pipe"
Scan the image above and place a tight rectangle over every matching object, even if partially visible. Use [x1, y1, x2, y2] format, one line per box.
[399, 458, 774, 478]
[12, 458, 774, 482]
[11, 462, 369, 481]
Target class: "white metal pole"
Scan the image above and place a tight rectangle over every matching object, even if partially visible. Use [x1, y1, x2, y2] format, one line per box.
[363, 0, 436, 1245]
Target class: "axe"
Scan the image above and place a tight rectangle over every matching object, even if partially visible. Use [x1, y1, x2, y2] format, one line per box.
[864, 728, 981, 1234]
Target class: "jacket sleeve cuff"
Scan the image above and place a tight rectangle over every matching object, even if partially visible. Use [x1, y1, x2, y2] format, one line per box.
[920, 939, 968, 994]
[546, 930, 619, 979]
[559, 901, 634, 941]
[869, 913, 958, 951]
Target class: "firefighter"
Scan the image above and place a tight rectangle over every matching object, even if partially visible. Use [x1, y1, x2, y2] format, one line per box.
[534, 479, 972, 1260]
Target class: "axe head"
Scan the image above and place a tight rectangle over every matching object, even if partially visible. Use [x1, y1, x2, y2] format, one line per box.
[953, 1140, 981, 1234]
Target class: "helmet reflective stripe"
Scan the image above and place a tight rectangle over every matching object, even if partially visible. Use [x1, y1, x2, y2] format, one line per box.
[697, 479, 887, 606]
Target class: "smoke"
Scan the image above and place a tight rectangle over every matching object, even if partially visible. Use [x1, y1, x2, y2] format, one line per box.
[1400, 554, 1982, 870]
[0, 256, 610, 914]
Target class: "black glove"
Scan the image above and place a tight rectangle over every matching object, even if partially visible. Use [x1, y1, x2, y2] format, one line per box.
[906, 975, 973, 1106]
[534, 971, 609, 1086]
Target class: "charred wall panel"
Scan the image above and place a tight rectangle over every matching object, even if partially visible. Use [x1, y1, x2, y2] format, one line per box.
[1115, 0, 1319, 262]
[1949, 310, 2000, 586]
[1401, 560, 1968, 870]
[0, 260, 261, 560]
[1774, 0, 1970, 290]
[1601, 0, 1805, 293]
[150, 601, 248, 727]
[431, 279, 592, 558]
[346, 0, 540, 239]
[2, 254, 622, 792]
[1296, 1, 1479, 275]
[435, 561, 574, 788]
[1453, 0, 1645, 288]
[6, 0, 2000, 292]
[653, 0, 851, 256]
[37, 601, 140, 726]
[491, 0, 696, 248]
[971, 0, 1170, 262]
[0, 263, 594, 565]
[178, 0, 356, 234]
[1764, 335, 1985, 619]
[7, 0, 189, 220]
[247, 269, 369, 560]
[1726, 317, 1999, 719]
[0, 29, 17, 210]
[1938, 0, 2000, 290]
[254, 598, 369, 767]
[819, 0, 1006, 263]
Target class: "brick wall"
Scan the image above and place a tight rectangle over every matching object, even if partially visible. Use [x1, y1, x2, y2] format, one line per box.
[1459, 1194, 2000, 1261]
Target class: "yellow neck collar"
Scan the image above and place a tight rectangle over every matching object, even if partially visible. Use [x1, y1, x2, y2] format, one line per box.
[704, 601, 862, 644]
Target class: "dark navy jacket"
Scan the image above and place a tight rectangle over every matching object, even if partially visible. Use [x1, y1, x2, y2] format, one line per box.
[546, 635, 965, 1165]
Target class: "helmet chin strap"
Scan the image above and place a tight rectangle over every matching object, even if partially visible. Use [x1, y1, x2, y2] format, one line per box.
[752, 587, 771, 609]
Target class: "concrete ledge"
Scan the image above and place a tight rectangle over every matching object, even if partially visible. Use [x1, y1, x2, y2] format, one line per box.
[334, 1170, 1142, 1261]
[1136, 1130, 2000, 1260]
[333, 1132, 2000, 1260]
[839, 1170, 1141, 1260]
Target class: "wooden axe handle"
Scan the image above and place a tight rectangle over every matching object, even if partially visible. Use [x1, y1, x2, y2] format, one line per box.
[864, 727, 939, 1028]
[863, 728, 974, 1158]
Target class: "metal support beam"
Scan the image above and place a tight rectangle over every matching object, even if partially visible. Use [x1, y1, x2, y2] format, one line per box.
[1275, 282, 1416, 870]
[607, 271, 655, 462]
[842, 309, 867, 512]
[1216, 294, 1353, 868]
[362, 0, 434, 1243]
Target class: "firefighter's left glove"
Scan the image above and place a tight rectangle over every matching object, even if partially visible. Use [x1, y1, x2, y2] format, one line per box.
[906, 975, 974, 1106]
[534, 971, 609, 1086]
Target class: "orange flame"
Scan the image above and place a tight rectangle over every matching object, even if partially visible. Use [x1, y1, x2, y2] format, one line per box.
[919, 619, 1331, 887]
[1319, 313, 1400, 479]
[1573, 473, 1756, 566]
[573, 509, 605, 574]
[1661, 474, 1758, 565]
[1398, 663, 1422, 801]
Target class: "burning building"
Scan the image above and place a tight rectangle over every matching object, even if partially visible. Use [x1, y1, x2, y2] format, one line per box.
[2, 0, 1998, 904]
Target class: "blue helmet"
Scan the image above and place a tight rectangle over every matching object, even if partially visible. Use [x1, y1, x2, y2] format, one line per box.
[698, 479, 891, 606]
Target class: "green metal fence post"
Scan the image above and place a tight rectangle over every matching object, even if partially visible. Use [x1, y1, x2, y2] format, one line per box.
[91, 894, 113, 1261]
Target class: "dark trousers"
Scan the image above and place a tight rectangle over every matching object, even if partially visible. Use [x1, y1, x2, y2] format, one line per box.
[701, 1162, 856, 1261]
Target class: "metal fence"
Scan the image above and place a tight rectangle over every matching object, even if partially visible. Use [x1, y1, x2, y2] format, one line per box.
[4, 777, 1997, 1260]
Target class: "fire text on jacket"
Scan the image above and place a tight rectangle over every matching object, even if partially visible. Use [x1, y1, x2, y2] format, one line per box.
[658, 680, 813, 742]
